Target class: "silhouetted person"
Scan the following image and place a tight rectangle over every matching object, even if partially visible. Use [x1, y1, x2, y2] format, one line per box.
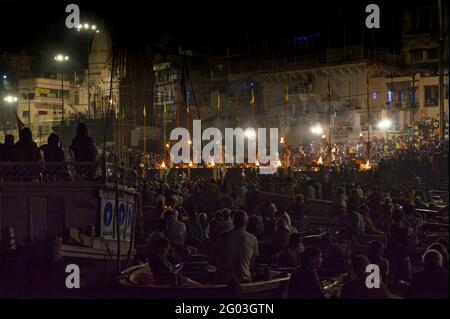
[288, 246, 326, 299]
[340, 255, 388, 299]
[13, 128, 40, 162]
[69, 123, 97, 162]
[408, 249, 449, 299]
[213, 210, 259, 284]
[40, 133, 65, 162]
[0, 134, 15, 162]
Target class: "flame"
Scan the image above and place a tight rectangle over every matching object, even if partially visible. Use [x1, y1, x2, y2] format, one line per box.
[255, 159, 260, 167]
[161, 161, 166, 169]
[365, 160, 371, 170]
[210, 158, 215, 167]
[321, 134, 326, 139]
[317, 156, 323, 165]
[188, 140, 192, 145]
[188, 161, 193, 167]
[165, 143, 170, 148]
[280, 137, 285, 144]
[276, 160, 282, 167]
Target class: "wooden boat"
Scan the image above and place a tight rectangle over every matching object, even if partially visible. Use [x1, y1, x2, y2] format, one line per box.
[117, 263, 290, 299]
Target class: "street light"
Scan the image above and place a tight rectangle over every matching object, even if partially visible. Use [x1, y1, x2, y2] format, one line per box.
[54, 54, 70, 123]
[4, 95, 18, 103]
[311, 125, 323, 135]
[75, 22, 100, 118]
[377, 119, 392, 143]
[377, 119, 392, 130]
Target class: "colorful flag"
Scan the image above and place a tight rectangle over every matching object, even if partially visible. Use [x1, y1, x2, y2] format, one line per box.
[143, 104, 147, 118]
[250, 88, 255, 105]
[14, 110, 25, 132]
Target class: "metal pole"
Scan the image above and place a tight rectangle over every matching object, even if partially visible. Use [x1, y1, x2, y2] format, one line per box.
[27, 95, 31, 127]
[328, 78, 332, 162]
[438, 0, 445, 143]
[411, 72, 416, 148]
[87, 38, 91, 118]
[367, 72, 370, 162]
[61, 73, 64, 124]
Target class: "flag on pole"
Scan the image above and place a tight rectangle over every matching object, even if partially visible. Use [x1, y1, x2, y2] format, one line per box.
[250, 88, 255, 105]
[143, 104, 147, 118]
[14, 110, 25, 132]
[284, 83, 289, 104]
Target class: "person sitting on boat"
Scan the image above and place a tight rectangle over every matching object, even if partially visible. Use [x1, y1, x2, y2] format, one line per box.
[212, 209, 233, 239]
[367, 241, 389, 284]
[360, 204, 384, 236]
[213, 210, 259, 284]
[277, 232, 304, 268]
[0, 134, 15, 162]
[272, 217, 292, 254]
[408, 249, 449, 299]
[287, 195, 309, 232]
[149, 237, 201, 287]
[163, 208, 196, 258]
[340, 255, 388, 299]
[288, 246, 326, 299]
[385, 206, 413, 284]
[13, 127, 40, 162]
[146, 219, 168, 257]
[426, 243, 449, 271]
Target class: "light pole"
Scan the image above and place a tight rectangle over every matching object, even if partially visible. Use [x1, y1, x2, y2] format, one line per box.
[4, 95, 18, 134]
[76, 23, 100, 118]
[54, 54, 69, 124]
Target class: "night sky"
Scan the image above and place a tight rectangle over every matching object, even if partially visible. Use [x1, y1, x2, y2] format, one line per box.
[1, 0, 410, 74]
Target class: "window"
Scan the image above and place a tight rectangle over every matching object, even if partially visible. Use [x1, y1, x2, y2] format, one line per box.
[411, 89, 417, 106]
[371, 91, 377, 100]
[50, 89, 58, 98]
[387, 90, 393, 104]
[410, 50, 423, 62]
[74, 91, 79, 105]
[424, 85, 438, 106]
[38, 110, 48, 115]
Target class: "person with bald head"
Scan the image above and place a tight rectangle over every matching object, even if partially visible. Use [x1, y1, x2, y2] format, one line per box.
[212, 210, 259, 284]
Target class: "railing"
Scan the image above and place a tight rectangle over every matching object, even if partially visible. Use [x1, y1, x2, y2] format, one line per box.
[0, 161, 138, 190]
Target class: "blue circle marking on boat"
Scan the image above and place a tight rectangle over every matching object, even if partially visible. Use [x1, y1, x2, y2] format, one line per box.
[104, 202, 113, 227]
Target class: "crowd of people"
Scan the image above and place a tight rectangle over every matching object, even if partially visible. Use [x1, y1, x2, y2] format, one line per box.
[0, 124, 97, 163]
[0, 123, 447, 299]
[138, 137, 448, 298]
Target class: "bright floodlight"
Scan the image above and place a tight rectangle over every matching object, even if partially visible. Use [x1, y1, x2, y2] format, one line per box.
[54, 54, 69, 62]
[84, 23, 89, 29]
[377, 119, 392, 130]
[311, 125, 323, 135]
[91, 25, 96, 30]
[4, 95, 18, 103]
[2, 75, 6, 79]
